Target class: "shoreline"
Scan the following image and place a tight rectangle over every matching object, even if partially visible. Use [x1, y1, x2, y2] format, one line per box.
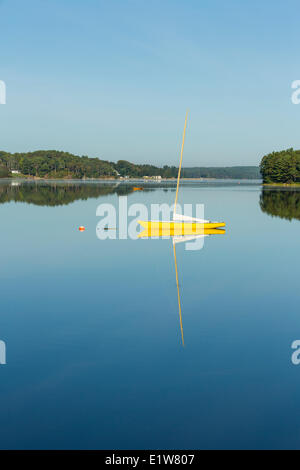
[263, 182, 300, 187]
[0, 176, 262, 182]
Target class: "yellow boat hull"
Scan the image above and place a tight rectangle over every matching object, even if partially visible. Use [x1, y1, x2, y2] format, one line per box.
[138, 220, 225, 237]
[139, 228, 225, 238]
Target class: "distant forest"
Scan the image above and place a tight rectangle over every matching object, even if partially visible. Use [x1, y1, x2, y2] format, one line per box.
[0, 150, 261, 179]
[182, 166, 260, 179]
[260, 149, 300, 184]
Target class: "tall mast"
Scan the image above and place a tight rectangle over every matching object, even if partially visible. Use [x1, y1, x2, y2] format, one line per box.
[174, 110, 188, 217]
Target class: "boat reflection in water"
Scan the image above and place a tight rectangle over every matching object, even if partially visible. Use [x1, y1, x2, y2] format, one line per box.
[172, 229, 225, 346]
[138, 227, 225, 346]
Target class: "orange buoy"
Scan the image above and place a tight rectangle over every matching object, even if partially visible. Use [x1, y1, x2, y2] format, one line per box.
[79, 226, 85, 231]
[133, 187, 144, 191]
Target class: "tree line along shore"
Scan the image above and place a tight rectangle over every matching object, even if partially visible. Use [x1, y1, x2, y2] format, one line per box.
[0, 150, 260, 180]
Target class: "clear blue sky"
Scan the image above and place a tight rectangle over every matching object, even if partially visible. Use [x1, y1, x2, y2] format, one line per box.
[1, 0, 300, 166]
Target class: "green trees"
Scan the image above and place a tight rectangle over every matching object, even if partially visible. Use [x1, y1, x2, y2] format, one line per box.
[0, 165, 10, 178]
[114, 160, 140, 177]
[182, 166, 260, 179]
[0, 150, 117, 179]
[260, 149, 300, 183]
[0, 148, 262, 179]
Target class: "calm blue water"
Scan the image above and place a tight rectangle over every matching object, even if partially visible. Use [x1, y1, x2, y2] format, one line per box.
[1, 179, 300, 449]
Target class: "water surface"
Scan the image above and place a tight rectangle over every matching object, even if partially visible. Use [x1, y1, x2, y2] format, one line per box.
[0, 179, 300, 450]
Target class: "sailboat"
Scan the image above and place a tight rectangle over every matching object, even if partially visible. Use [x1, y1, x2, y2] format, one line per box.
[137, 112, 226, 345]
[138, 111, 226, 238]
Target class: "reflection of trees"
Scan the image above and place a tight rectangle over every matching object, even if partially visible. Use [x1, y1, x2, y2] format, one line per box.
[260, 189, 300, 221]
[0, 182, 142, 206]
